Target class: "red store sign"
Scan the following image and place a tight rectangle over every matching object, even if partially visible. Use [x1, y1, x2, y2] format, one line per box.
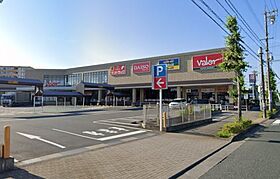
[110, 65, 126, 75]
[132, 61, 151, 73]
[192, 53, 223, 70]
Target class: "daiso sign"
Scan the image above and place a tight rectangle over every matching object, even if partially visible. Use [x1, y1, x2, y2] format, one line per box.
[132, 61, 151, 73]
[192, 53, 223, 70]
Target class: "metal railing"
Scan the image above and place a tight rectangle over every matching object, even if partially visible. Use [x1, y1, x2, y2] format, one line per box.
[166, 104, 211, 127]
[143, 103, 212, 129]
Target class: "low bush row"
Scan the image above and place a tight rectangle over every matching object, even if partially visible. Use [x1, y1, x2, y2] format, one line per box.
[217, 118, 252, 138]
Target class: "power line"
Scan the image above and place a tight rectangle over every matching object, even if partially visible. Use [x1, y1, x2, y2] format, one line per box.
[215, 0, 264, 48]
[191, 0, 229, 35]
[264, 0, 271, 11]
[244, 0, 264, 32]
[224, 0, 265, 47]
[273, 0, 278, 9]
[190, 0, 260, 62]
[199, 0, 227, 27]
[269, 0, 275, 9]
[200, 0, 260, 61]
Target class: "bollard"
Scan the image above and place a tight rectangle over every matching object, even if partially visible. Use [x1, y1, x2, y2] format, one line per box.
[163, 112, 167, 128]
[3, 126, 11, 159]
[1, 144, 4, 158]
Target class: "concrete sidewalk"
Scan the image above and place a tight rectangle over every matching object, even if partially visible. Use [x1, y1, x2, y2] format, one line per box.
[182, 111, 262, 137]
[0, 111, 264, 179]
[0, 133, 228, 179]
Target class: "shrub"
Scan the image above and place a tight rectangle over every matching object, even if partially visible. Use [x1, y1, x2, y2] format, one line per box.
[216, 118, 252, 138]
[259, 108, 278, 118]
[217, 130, 232, 138]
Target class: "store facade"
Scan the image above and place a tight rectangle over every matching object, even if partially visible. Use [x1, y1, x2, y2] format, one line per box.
[25, 48, 235, 106]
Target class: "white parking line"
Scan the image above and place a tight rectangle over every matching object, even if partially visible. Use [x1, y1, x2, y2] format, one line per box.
[17, 132, 66, 149]
[53, 128, 99, 140]
[272, 119, 280, 125]
[93, 121, 152, 131]
[109, 127, 129, 131]
[97, 120, 140, 127]
[97, 130, 147, 141]
[53, 128, 147, 141]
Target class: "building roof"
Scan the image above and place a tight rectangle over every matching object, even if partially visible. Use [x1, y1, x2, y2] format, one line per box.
[0, 77, 43, 86]
[43, 91, 83, 97]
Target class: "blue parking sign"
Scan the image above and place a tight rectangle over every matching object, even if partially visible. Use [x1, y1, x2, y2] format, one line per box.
[153, 64, 167, 77]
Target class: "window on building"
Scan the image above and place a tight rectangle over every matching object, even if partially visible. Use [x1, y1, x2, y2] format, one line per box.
[82, 71, 108, 84]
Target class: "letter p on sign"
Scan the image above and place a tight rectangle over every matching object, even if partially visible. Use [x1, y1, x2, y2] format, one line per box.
[152, 64, 168, 90]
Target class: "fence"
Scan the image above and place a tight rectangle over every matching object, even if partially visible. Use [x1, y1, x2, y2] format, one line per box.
[143, 103, 212, 129]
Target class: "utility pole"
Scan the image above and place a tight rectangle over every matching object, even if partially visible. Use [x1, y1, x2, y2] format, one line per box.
[264, 9, 278, 111]
[259, 47, 267, 119]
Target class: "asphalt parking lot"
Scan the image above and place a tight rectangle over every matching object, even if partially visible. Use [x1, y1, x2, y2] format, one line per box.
[0, 107, 155, 163]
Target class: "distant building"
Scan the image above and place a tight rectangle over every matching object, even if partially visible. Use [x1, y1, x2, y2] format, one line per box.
[0, 66, 33, 78]
[25, 48, 235, 106]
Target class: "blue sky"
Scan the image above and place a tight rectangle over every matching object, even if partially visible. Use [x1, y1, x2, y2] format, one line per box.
[0, 0, 279, 88]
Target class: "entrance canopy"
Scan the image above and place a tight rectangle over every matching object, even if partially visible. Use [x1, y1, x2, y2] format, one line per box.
[80, 82, 114, 90]
[106, 91, 130, 97]
[0, 77, 43, 87]
[43, 91, 83, 97]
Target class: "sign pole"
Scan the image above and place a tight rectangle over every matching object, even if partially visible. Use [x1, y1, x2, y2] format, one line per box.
[152, 64, 167, 132]
[159, 88, 163, 132]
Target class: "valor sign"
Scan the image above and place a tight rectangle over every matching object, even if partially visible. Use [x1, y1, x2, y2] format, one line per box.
[192, 53, 223, 70]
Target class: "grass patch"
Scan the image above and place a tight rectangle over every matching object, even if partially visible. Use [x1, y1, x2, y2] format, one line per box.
[217, 117, 252, 138]
[258, 108, 278, 118]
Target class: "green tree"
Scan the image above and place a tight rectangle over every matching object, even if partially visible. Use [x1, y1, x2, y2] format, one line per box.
[269, 70, 278, 104]
[219, 16, 248, 121]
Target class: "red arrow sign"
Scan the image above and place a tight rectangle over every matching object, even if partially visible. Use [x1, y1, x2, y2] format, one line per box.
[153, 77, 167, 90]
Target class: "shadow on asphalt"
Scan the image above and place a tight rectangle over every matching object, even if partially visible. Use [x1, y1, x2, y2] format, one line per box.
[0, 168, 44, 179]
[11, 109, 107, 119]
[60, 109, 104, 114]
[122, 107, 143, 111]
[233, 124, 266, 142]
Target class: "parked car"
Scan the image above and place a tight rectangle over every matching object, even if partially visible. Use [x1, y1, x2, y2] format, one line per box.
[169, 98, 188, 109]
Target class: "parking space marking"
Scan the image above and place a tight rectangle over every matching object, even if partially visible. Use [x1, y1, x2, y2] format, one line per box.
[98, 129, 118, 134]
[97, 130, 146, 141]
[53, 128, 99, 140]
[97, 120, 140, 127]
[53, 127, 147, 142]
[82, 131, 105, 136]
[109, 127, 129, 131]
[17, 132, 66, 149]
[93, 121, 152, 131]
[272, 119, 280, 125]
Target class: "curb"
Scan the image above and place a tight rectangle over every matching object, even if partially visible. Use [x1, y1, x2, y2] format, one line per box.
[169, 141, 231, 179]
[169, 118, 267, 178]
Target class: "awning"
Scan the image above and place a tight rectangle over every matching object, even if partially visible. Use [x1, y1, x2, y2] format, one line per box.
[0, 77, 43, 86]
[43, 91, 83, 97]
[106, 91, 130, 97]
[81, 82, 114, 90]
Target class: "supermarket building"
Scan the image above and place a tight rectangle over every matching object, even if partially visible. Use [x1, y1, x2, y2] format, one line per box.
[25, 48, 235, 106]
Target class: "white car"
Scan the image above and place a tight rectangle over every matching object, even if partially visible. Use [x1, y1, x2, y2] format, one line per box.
[169, 98, 188, 109]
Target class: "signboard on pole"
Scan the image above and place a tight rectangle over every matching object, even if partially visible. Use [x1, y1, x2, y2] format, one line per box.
[152, 64, 168, 132]
[249, 73, 256, 84]
[152, 64, 168, 90]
